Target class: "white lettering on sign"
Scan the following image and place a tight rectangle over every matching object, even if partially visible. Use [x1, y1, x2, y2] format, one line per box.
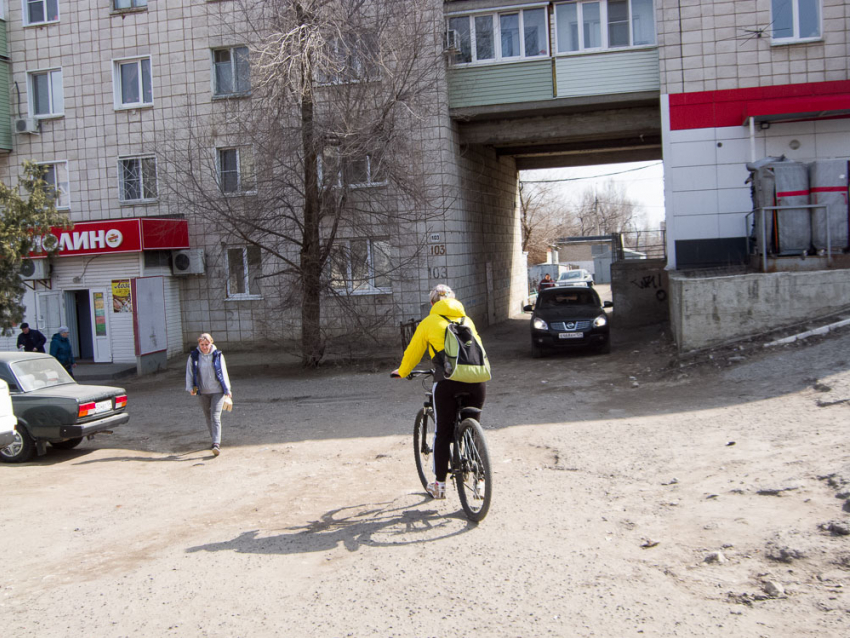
[39, 229, 124, 254]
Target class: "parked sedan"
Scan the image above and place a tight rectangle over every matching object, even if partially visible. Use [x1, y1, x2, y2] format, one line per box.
[0, 352, 129, 463]
[524, 286, 612, 357]
[556, 269, 594, 287]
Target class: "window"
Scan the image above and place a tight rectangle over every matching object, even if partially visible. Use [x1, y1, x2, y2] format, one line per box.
[318, 32, 379, 84]
[118, 156, 157, 203]
[113, 57, 153, 108]
[24, 0, 59, 26]
[29, 69, 63, 118]
[555, 0, 655, 53]
[772, 0, 820, 42]
[212, 46, 250, 96]
[226, 246, 262, 299]
[113, 0, 147, 9]
[319, 151, 385, 188]
[330, 239, 391, 294]
[448, 7, 549, 64]
[37, 161, 70, 209]
[217, 147, 255, 194]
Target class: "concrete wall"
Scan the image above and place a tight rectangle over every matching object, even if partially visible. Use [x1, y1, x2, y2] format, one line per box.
[669, 269, 850, 352]
[610, 259, 669, 328]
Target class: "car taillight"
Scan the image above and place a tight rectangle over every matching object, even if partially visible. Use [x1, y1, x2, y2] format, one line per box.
[115, 395, 127, 409]
[78, 402, 96, 418]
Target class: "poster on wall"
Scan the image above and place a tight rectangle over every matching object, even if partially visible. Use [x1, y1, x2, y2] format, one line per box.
[132, 277, 168, 356]
[93, 292, 107, 336]
[112, 279, 132, 313]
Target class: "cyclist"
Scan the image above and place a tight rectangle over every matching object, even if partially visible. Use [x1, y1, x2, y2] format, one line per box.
[392, 284, 487, 500]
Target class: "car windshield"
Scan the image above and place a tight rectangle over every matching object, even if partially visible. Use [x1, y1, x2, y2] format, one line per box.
[11, 358, 76, 392]
[559, 271, 584, 280]
[539, 290, 599, 308]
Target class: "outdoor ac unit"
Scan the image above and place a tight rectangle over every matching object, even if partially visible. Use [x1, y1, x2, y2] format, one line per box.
[15, 118, 40, 134]
[20, 259, 49, 280]
[171, 249, 205, 275]
[444, 29, 460, 53]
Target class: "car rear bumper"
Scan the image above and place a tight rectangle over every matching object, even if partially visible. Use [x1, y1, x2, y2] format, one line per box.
[58, 411, 129, 439]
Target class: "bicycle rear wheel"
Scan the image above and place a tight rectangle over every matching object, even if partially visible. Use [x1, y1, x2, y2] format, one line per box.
[455, 419, 492, 522]
[413, 407, 434, 490]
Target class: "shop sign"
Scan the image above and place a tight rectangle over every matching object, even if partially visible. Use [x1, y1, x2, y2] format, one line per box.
[28, 218, 189, 258]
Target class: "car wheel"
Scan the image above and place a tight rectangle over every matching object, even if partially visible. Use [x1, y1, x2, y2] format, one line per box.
[50, 437, 84, 450]
[0, 428, 36, 463]
[597, 341, 611, 355]
[532, 343, 545, 359]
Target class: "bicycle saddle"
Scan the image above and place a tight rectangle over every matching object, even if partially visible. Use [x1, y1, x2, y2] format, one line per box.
[460, 406, 482, 420]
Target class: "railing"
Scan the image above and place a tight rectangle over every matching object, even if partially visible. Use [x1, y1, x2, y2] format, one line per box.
[614, 229, 666, 261]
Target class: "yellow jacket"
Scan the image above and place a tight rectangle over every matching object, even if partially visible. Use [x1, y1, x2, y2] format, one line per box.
[398, 298, 482, 377]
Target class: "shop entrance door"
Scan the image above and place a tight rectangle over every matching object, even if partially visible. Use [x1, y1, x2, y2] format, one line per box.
[63, 289, 112, 363]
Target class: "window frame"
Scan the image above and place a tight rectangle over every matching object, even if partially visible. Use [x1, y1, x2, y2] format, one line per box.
[225, 245, 263, 300]
[553, 0, 657, 55]
[216, 146, 256, 195]
[447, 4, 551, 66]
[22, 0, 59, 27]
[28, 67, 64, 119]
[770, 0, 822, 44]
[211, 45, 251, 98]
[36, 160, 70, 210]
[329, 238, 392, 295]
[112, 56, 154, 110]
[112, 0, 147, 11]
[318, 151, 386, 189]
[117, 155, 158, 204]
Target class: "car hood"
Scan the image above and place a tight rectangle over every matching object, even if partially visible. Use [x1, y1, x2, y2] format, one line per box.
[534, 305, 604, 322]
[22, 384, 125, 402]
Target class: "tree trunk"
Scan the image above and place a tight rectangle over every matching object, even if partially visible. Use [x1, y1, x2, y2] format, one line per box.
[298, 4, 324, 367]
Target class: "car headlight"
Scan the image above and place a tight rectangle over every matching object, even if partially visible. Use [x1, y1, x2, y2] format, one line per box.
[593, 314, 607, 328]
[532, 317, 548, 330]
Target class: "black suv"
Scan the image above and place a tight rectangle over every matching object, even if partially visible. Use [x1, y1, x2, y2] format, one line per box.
[524, 287, 612, 357]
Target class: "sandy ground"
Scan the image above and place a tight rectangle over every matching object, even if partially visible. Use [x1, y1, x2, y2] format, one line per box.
[2, 300, 850, 637]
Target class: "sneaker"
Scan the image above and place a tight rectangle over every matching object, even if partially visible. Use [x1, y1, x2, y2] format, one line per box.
[212, 445, 220, 457]
[426, 481, 446, 500]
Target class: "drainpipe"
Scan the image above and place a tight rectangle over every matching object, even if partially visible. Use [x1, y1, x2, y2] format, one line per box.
[748, 117, 756, 163]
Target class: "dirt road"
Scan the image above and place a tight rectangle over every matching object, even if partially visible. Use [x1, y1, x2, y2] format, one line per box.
[2, 313, 850, 637]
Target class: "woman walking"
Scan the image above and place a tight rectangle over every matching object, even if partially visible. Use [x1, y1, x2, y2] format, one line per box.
[185, 333, 232, 456]
[49, 326, 75, 377]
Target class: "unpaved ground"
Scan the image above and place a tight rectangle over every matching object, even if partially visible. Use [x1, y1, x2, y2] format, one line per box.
[2, 309, 850, 637]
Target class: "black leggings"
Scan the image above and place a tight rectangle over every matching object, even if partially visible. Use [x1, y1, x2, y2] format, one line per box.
[432, 380, 486, 482]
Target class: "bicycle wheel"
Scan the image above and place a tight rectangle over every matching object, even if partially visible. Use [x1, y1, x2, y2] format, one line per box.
[455, 419, 492, 522]
[413, 407, 434, 490]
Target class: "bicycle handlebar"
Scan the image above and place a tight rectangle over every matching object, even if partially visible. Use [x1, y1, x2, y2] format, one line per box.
[390, 369, 434, 380]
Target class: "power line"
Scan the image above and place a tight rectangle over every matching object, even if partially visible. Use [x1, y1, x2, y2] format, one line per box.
[520, 162, 662, 184]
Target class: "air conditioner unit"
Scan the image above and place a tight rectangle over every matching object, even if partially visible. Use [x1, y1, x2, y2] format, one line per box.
[171, 249, 205, 275]
[444, 29, 460, 53]
[20, 259, 49, 280]
[15, 118, 40, 135]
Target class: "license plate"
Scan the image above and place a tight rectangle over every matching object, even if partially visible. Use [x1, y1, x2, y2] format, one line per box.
[558, 332, 583, 339]
[94, 400, 112, 414]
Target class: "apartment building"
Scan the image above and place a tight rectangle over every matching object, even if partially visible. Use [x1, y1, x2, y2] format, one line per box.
[0, 0, 527, 368]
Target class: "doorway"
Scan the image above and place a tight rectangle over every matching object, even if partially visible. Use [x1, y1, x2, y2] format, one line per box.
[65, 290, 93, 360]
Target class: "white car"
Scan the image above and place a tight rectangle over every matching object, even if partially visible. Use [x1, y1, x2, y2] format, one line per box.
[556, 269, 594, 287]
[0, 379, 17, 451]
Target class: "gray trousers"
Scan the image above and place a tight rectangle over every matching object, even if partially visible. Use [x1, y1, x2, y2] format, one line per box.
[198, 393, 225, 446]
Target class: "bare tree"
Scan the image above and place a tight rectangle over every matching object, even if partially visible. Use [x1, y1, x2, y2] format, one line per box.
[158, 0, 442, 366]
[519, 182, 580, 264]
[572, 180, 645, 236]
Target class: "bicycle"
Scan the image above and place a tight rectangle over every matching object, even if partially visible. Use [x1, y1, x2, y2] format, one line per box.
[392, 369, 492, 522]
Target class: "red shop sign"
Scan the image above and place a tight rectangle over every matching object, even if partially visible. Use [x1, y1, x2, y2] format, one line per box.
[29, 218, 189, 258]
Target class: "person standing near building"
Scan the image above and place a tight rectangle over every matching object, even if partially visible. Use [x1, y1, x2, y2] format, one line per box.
[49, 327, 75, 377]
[17, 323, 47, 352]
[185, 333, 232, 457]
[537, 273, 555, 292]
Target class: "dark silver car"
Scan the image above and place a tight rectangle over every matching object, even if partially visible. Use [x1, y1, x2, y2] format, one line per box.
[0, 352, 129, 463]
